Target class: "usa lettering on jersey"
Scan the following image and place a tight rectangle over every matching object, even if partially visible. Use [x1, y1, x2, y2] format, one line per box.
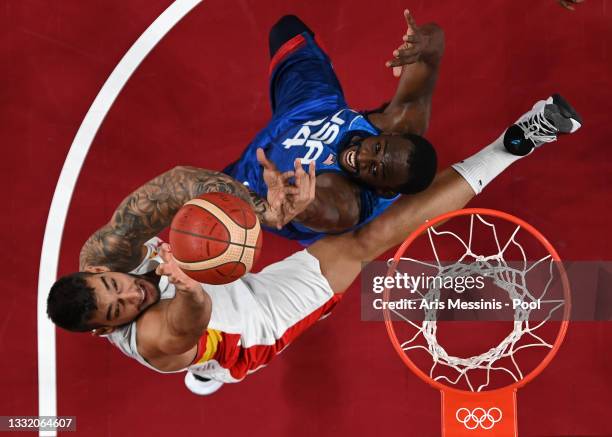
[281, 110, 346, 163]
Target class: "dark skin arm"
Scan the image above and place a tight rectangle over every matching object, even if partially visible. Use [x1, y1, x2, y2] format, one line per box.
[80, 166, 283, 272]
[368, 10, 445, 135]
[294, 173, 362, 232]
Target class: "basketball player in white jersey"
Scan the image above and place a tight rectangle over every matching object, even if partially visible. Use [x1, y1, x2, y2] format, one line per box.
[47, 91, 582, 394]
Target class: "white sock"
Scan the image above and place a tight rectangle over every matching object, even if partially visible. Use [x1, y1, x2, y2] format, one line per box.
[451, 132, 528, 195]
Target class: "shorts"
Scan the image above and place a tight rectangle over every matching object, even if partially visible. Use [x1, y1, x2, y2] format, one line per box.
[268, 29, 346, 119]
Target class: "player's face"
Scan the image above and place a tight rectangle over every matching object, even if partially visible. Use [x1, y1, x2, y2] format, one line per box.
[339, 134, 413, 190]
[87, 272, 161, 328]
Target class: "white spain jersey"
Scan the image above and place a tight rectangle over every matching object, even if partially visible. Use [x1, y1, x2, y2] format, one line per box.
[106, 238, 339, 382]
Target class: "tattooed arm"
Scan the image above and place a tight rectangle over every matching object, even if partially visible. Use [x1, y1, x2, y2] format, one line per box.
[79, 166, 278, 272]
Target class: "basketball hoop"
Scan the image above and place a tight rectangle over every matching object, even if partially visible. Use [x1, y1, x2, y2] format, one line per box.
[382, 208, 570, 436]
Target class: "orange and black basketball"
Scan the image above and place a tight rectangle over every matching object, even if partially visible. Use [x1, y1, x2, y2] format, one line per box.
[169, 192, 262, 284]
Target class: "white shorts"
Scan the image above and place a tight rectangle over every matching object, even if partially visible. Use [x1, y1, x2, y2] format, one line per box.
[187, 249, 340, 383]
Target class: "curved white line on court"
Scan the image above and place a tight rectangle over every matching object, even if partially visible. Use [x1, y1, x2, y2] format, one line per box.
[37, 1, 202, 435]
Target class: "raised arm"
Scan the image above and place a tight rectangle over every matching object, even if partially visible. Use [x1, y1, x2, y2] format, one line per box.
[137, 244, 212, 371]
[79, 166, 280, 272]
[369, 10, 445, 135]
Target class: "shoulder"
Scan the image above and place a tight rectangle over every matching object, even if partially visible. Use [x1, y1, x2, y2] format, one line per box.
[316, 172, 358, 192]
[134, 302, 168, 361]
[133, 302, 200, 372]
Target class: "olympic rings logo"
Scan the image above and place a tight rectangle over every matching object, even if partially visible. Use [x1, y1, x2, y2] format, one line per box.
[455, 407, 503, 430]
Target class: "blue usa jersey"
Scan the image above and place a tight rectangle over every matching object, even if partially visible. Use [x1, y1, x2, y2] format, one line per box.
[223, 31, 399, 245]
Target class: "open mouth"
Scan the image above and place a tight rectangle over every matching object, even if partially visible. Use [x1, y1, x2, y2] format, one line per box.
[341, 145, 360, 173]
[346, 150, 357, 169]
[137, 281, 147, 309]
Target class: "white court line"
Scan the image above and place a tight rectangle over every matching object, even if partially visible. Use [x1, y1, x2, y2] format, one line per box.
[36, 1, 202, 435]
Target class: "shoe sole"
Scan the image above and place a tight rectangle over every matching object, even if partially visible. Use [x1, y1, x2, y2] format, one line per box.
[551, 93, 583, 132]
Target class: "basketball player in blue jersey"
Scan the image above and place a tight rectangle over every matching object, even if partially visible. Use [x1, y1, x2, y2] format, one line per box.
[224, 11, 442, 244]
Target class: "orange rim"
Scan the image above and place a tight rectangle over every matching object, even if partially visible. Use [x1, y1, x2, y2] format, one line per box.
[382, 208, 571, 395]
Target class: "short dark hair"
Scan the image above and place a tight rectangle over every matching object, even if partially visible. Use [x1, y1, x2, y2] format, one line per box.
[47, 272, 99, 332]
[396, 133, 437, 194]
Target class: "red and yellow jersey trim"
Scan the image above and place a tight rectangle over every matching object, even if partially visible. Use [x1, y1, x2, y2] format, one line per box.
[192, 328, 223, 365]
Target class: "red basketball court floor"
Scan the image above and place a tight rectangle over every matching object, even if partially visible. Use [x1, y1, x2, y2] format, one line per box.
[2, 1, 611, 435]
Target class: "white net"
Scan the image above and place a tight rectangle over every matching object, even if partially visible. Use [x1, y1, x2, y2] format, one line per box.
[386, 213, 568, 392]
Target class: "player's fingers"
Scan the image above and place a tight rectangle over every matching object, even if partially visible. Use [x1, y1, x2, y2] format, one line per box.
[283, 186, 300, 195]
[276, 210, 284, 229]
[391, 44, 410, 61]
[389, 44, 420, 64]
[392, 65, 403, 77]
[308, 161, 316, 179]
[293, 166, 307, 199]
[275, 203, 287, 229]
[558, 0, 575, 9]
[300, 162, 314, 199]
[294, 171, 305, 196]
[402, 34, 418, 44]
[386, 54, 419, 67]
[158, 243, 173, 263]
[256, 148, 276, 170]
[280, 171, 295, 182]
[308, 162, 316, 199]
[156, 262, 173, 278]
[405, 9, 416, 34]
[294, 159, 306, 179]
[397, 46, 420, 57]
[276, 190, 286, 202]
[271, 191, 284, 211]
[297, 164, 309, 199]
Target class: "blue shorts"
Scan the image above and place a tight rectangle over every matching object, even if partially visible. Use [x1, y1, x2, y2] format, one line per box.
[268, 31, 346, 119]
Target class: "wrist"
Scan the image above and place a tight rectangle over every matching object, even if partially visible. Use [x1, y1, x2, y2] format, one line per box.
[293, 206, 314, 224]
[175, 280, 205, 296]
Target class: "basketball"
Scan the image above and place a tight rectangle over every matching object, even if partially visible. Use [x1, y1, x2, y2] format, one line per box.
[169, 192, 262, 284]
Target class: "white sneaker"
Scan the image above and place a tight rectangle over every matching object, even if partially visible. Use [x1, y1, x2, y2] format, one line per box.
[504, 94, 582, 155]
[184, 371, 224, 396]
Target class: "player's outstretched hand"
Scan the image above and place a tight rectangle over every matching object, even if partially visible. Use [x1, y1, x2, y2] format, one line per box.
[256, 148, 316, 229]
[155, 243, 201, 293]
[257, 148, 296, 227]
[281, 158, 316, 224]
[557, 0, 584, 11]
[386, 10, 422, 77]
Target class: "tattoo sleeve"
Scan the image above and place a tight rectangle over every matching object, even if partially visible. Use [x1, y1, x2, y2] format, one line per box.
[79, 166, 271, 272]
